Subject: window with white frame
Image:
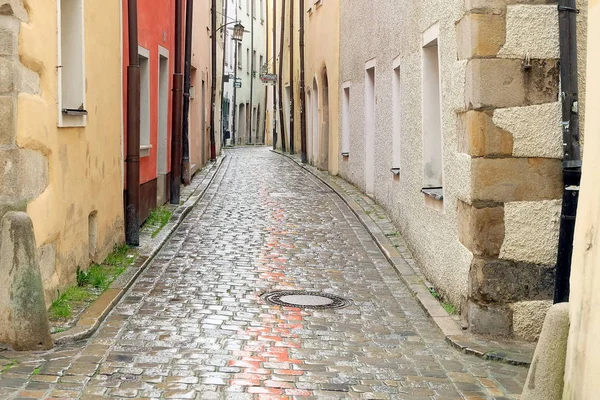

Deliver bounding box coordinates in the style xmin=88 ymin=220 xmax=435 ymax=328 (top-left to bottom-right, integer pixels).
xmin=341 ymin=82 xmax=350 ymax=157
xmin=392 ymin=62 xmax=401 ymax=175
xmin=139 ymin=47 xmax=151 ymax=156
xmin=58 ymin=0 xmax=86 ymax=127
xmin=246 ymin=48 xmax=250 ymax=73
xmin=237 ymin=42 xmax=242 ymax=69
xmin=421 ymin=24 xmax=444 ymax=203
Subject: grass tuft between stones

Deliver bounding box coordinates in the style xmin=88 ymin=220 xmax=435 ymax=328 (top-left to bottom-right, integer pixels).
xmin=145 ymin=206 xmax=173 ymax=238
xmin=49 ymin=244 xmax=135 ymax=322
xmin=428 ymin=287 xmax=457 ymax=316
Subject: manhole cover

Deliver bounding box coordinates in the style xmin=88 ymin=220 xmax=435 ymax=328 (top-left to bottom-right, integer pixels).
xmin=261 ymin=291 xmax=350 ymax=309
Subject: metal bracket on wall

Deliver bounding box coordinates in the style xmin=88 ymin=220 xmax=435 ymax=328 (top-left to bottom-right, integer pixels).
xmin=558 ymin=5 xmax=580 ymax=13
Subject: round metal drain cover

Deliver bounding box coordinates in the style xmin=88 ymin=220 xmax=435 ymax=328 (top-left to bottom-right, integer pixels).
xmin=261 ymin=291 xmax=350 ymax=309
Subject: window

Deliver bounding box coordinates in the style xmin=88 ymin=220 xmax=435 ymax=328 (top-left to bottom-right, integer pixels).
xmin=139 ymin=47 xmax=151 ymax=156
xmin=225 ymin=33 xmax=229 ymax=66
xmin=253 ymin=50 xmax=257 ymax=76
xmin=422 ymin=24 xmax=444 ymax=206
xmin=341 ymin=83 xmax=350 ymax=157
xmin=237 ymin=42 xmax=242 ymax=69
xmin=364 ymin=61 xmax=376 ymax=196
xmin=260 ymin=0 xmax=264 ymax=20
xmin=246 ymin=0 xmax=250 ymax=14
xmin=259 ymin=55 xmax=263 ymax=76
xmin=246 ymin=48 xmax=250 ymax=73
xmin=58 ymin=0 xmax=86 ymax=127
xmin=252 ymin=0 xmax=256 ymax=18
xmin=392 ymin=63 xmax=401 ymax=175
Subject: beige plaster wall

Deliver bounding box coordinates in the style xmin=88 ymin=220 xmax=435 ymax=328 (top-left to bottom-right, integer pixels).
xmin=191 ymin=0 xmax=213 ymax=170
xmin=16 ymin=0 xmax=124 ymax=305
xmin=563 ymin=0 xmax=600 ymax=397
xmin=338 ymin=0 xmax=567 ymax=319
xmin=305 ymin=0 xmax=339 ymax=175
xmin=339 ymin=0 xmax=470 ymax=307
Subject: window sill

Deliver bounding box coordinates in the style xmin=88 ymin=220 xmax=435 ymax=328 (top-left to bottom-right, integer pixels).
xmin=140 ymin=144 xmax=152 ymax=158
xmin=391 ymin=168 xmax=400 ymax=176
xmin=341 ymin=152 xmax=349 ymax=158
xmin=421 ymin=187 xmax=443 ymax=201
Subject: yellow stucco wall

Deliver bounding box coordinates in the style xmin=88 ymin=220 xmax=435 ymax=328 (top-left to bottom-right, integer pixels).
xmin=305 ymin=0 xmax=339 ymax=175
xmin=17 ymin=0 xmax=124 ymax=305
xmin=563 ymin=0 xmax=600 ymax=397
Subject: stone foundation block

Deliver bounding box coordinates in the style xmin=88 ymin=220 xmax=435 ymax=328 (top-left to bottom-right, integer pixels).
xmin=0 ymin=95 xmax=15 ymax=144
xmin=458 ymin=111 xmax=513 ymax=156
xmin=458 ymin=200 xmax=505 ymax=257
xmin=457 ymin=13 xmax=506 ymax=59
xmin=469 ymin=257 xmax=555 ymax=303
xmin=0 ymin=56 xmax=15 ymax=93
xmin=466 ymin=58 xmax=559 ymax=109
xmin=522 ymin=303 xmax=569 ymax=400
xmin=0 ymin=16 xmax=18 ymax=56
xmin=0 ymin=148 xmax=48 ymax=199
xmin=471 ymin=157 xmax=562 ymax=202
xmin=0 ymin=212 xmax=52 ymax=350
xmin=467 ymin=300 xmax=512 ymax=336
xmin=512 ymin=300 xmax=552 ymax=342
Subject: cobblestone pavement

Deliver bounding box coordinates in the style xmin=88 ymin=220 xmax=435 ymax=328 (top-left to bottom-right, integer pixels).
xmin=0 ymin=148 xmax=527 ymax=399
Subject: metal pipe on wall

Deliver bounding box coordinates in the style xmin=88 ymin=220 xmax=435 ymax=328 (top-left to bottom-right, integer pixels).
xmin=288 ymin=0 xmax=294 ymax=154
xmin=277 ymin=0 xmax=286 ymax=152
xmin=299 ymin=0 xmax=307 ymax=163
xmin=220 ymin=0 xmax=229 ymax=147
xmin=249 ymin=0 xmax=254 ymax=145
xmin=209 ymin=0 xmax=217 ymax=160
xmin=170 ymin=0 xmax=184 ymax=204
xmin=182 ymin=0 xmax=194 ymax=185
xmin=125 ymin=0 xmax=140 ymax=246
xmin=554 ymin=0 xmax=582 ymax=303
xmin=272 ymin=0 xmax=277 ymax=149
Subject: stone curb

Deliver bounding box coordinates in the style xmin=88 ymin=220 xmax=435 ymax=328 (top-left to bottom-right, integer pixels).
xmin=273 ymin=150 xmax=532 ymax=367
xmin=52 ymin=155 xmax=227 ymax=345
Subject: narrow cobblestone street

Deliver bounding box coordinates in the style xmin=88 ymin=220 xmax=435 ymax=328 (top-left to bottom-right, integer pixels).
xmin=1 ymin=148 xmax=527 ymax=399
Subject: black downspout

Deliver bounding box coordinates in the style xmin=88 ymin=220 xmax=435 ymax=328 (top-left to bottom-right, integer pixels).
xmin=182 ymin=0 xmax=194 ymax=185
xmin=209 ymin=0 xmax=217 ymax=160
xmin=288 ymin=0 xmax=294 ymax=154
xmin=299 ymin=0 xmax=307 ymax=163
xmin=170 ymin=0 xmax=184 ymax=204
xmin=277 ymin=0 xmax=286 ymax=152
xmin=249 ymin=0 xmax=254 ymax=144
xmin=554 ymin=0 xmax=582 ymax=304
xmin=125 ymin=0 xmax=140 ymax=246
xmin=220 ymin=0 xmax=229 ymax=147
xmin=272 ymin=0 xmax=277 ymax=150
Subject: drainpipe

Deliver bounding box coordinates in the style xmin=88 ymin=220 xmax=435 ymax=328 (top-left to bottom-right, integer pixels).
xmin=220 ymin=0 xmax=229 ymax=147
xmin=554 ymin=0 xmax=581 ymax=303
xmin=232 ymin=1 xmax=239 ymax=145
xmin=170 ymin=0 xmax=184 ymax=204
xmin=272 ymin=0 xmax=277 ymax=149
xmin=209 ymin=0 xmax=217 ymax=160
xmin=299 ymin=0 xmax=307 ymax=163
xmin=125 ymin=0 xmax=140 ymax=246
xmin=288 ymin=0 xmax=294 ymax=154
xmin=249 ymin=0 xmax=254 ymax=145
xmin=182 ymin=0 xmax=194 ymax=185
xmin=277 ymin=0 xmax=286 ymax=152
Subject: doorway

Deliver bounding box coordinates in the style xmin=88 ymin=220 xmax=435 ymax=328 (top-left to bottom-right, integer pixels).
xmin=320 ymin=69 xmax=330 ymax=171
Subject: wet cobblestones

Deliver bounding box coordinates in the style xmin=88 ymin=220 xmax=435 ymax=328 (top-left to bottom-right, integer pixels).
xmin=0 ymin=148 xmax=527 ymax=399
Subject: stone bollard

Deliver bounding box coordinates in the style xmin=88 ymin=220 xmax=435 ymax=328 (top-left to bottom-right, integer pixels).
xmin=521 ymin=302 xmax=570 ymax=400
xmin=0 ymin=211 xmax=52 ymax=350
